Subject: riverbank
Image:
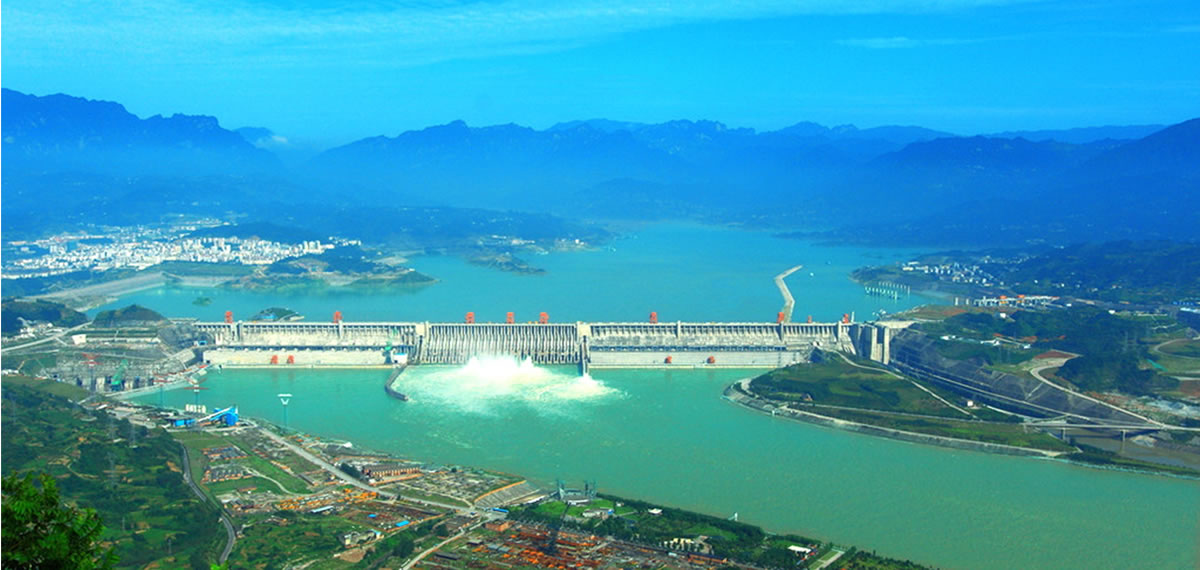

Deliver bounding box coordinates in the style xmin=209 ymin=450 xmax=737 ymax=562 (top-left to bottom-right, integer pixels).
xmin=34 ymin=271 xmax=169 ymax=310
xmin=724 ymin=380 xmax=1066 ymax=458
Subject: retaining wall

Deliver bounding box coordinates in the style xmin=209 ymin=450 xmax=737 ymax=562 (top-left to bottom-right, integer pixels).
xmin=204 ymin=347 xmax=390 ymax=366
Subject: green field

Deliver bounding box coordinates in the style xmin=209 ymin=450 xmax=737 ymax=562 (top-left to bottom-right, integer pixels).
xmin=750 ymin=354 xmax=964 ymax=418
xmin=1 ymin=374 xmax=92 ymax=400
xmin=204 ymin=475 xmax=286 ymax=495
xmin=1159 ymin=339 xmax=1200 ymax=359
xmin=1065 ymin=445 xmax=1200 ymax=477
xmin=810 ymin=407 xmax=1076 ymax=452
xmin=174 ymin=430 xmax=311 ymax=495
xmin=227 ymin=512 xmax=367 ymax=569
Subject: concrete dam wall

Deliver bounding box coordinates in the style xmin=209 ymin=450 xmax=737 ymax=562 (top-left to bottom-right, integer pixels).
xmin=195 ymin=320 xmax=893 ymax=368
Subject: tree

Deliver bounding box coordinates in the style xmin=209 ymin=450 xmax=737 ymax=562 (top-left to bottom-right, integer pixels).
xmin=2 ymin=472 xmax=118 ymax=569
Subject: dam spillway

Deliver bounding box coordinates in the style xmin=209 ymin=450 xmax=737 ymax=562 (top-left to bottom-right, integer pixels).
xmin=194 ymin=319 xmax=894 ymax=368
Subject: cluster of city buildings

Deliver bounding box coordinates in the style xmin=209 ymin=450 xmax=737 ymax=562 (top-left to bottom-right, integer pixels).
xmin=2 ymin=223 xmax=346 ymax=278
xmin=900 ymin=260 xmax=1003 ymax=287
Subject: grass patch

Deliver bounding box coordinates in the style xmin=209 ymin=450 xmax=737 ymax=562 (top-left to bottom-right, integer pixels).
xmin=1065 ymin=445 xmax=1200 ymax=477
xmin=1146 ymin=353 xmax=1200 ymax=376
xmin=806 ymin=407 xmax=1075 ymax=452
xmin=1 ymin=374 xmax=92 ymax=400
xmin=205 ymin=475 xmax=285 ymax=496
xmin=750 ymin=354 xmax=960 ymax=417
xmin=174 ymin=430 xmax=310 ymax=495
xmin=224 ymin=438 xmax=312 ymax=494
xmin=932 ymin=338 xmax=1035 ymax=366
xmin=1159 ymin=340 xmax=1200 ymax=359
xmin=228 ymin=513 xmax=367 ymax=568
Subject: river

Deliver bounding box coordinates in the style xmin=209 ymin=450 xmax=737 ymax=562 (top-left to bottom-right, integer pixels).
xmin=111 ymin=224 xmax=1198 ymax=569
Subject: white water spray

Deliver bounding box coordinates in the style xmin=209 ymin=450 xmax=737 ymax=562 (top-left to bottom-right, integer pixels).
xmin=396 ymin=355 xmax=620 ymax=414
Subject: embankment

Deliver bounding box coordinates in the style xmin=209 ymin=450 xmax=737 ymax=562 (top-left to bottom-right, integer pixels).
xmin=203 ymin=347 xmax=390 ymax=366
xmin=35 ymin=272 xmax=169 ymax=308
xmin=724 ymin=381 xmax=1064 ymax=458
xmin=384 ymin=366 xmax=408 ymax=401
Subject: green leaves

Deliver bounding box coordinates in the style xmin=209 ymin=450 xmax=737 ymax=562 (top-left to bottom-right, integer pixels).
xmin=1 ymin=472 xmax=118 ymax=569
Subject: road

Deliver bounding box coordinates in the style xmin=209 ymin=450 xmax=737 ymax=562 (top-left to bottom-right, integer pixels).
xmin=254 ymin=423 xmax=402 ymax=500
xmin=1028 ymin=361 xmax=1162 ymax=427
xmin=812 ymin=549 xmax=846 ymax=570
xmin=179 ymin=443 xmax=237 ymax=563
xmin=1151 ymin=338 xmax=1200 ymax=360
xmin=251 ymin=423 xmax=483 ymax=512
xmin=1 ymin=323 xmax=90 ymax=354
xmin=401 ymin=531 xmax=467 ymax=570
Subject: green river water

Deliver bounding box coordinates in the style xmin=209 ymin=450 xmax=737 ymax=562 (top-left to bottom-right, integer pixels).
xmin=136 ymin=365 xmax=1198 ymax=569
xmin=110 ymin=224 xmax=1198 ymax=569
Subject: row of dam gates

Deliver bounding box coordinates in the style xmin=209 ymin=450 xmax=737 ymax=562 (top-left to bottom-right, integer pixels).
xmin=194 ymin=318 xmax=897 ymax=368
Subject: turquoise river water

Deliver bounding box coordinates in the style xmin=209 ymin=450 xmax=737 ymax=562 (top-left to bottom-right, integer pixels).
xmin=113 ymin=225 xmax=1197 ymax=569
xmin=89 ymin=224 xmax=931 ymax=322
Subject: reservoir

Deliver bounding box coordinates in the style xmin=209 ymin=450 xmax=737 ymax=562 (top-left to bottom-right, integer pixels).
xmin=107 ymin=224 xmax=1198 ymax=569
xmin=88 ymin=224 xmax=931 ymax=323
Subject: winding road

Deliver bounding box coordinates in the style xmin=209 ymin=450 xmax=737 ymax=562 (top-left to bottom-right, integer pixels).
xmin=1028 ymin=361 xmax=1162 ymax=427
xmin=179 ymin=443 xmax=236 ymax=563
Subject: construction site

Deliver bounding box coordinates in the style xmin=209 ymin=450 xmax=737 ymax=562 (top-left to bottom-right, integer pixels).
xmin=1 ymin=318 xmax=210 ymax=395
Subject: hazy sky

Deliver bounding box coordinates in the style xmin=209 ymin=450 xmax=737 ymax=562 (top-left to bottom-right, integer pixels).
xmin=3 ymin=0 xmax=1198 ymax=145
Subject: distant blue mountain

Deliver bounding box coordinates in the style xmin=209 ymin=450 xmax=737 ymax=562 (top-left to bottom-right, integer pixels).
xmin=2 ymin=88 xmax=278 ymax=176
xmin=771 ymin=121 xmax=953 ymax=145
xmin=307 ymin=118 xmax=895 ymax=212
xmin=986 ymin=124 xmax=1166 ymax=144
xmin=822 ymin=120 xmax=1200 ymax=244
xmin=546 ymin=119 xmax=649 ymax=133
xmin=4 ymin=87 xmax=1196 ymax=245
xmin=1 ymin=89 xmax=285 ymax=237
xmin=235 ymin=126 xmax=276 ymax=145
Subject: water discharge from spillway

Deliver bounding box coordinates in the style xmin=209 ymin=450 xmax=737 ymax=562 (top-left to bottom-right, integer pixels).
xmin=392 ymin=355 xmax=620 ymax=415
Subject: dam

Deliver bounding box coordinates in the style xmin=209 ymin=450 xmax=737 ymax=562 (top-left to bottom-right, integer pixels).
xmin=194 ymin=313 xmax=896 ymax=368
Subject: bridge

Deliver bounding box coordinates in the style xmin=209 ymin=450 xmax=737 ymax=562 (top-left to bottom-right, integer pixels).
xmin=194 ymin=312 xmax=897 ymax=369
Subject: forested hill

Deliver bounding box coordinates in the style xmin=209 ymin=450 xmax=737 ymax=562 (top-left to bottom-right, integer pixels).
xmin=990 ymin=241 xmax=1200 ymax=303
xmin=1 ymin=381 xmax=222 ymax=567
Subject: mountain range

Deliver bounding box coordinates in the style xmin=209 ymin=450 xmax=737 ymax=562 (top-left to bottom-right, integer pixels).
xmin=2 ymin=88 xmax=1196 ymax=246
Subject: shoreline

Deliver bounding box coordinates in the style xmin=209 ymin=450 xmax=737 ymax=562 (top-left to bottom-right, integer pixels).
xmin=34 ymin=272 xmax=171 ymax=310
xmin=723 ymin=380 xmax=1065 ymax=458
xmin=725 ymin=380 xmax=1200 ymax=479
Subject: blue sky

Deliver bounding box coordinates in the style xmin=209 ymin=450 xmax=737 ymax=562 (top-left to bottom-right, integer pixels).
xmin=3 ymin=0 xmax=1198 ymax=146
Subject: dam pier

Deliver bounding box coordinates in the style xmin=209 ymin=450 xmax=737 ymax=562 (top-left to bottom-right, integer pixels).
xmin=195 ymin=312 xmax=896 ymax=368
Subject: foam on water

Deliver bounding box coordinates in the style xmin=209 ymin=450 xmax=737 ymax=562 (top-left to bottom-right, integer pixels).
xmin=394 ymin=355 xmax=620 ymax=414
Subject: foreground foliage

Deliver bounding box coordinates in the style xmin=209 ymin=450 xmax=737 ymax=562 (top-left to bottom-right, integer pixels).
xmin=2 ymin=473 xmax=117 ymax=569
xmin=1 ymin=380 xmax=222 ymax=568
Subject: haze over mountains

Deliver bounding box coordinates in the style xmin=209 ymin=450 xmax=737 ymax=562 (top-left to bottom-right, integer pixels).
xmin=3 ymin=88 xmax=1196 ymax=246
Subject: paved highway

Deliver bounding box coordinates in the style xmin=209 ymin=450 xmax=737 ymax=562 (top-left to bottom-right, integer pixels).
xmin=179 ymin=443 xmax=236 ymax=563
